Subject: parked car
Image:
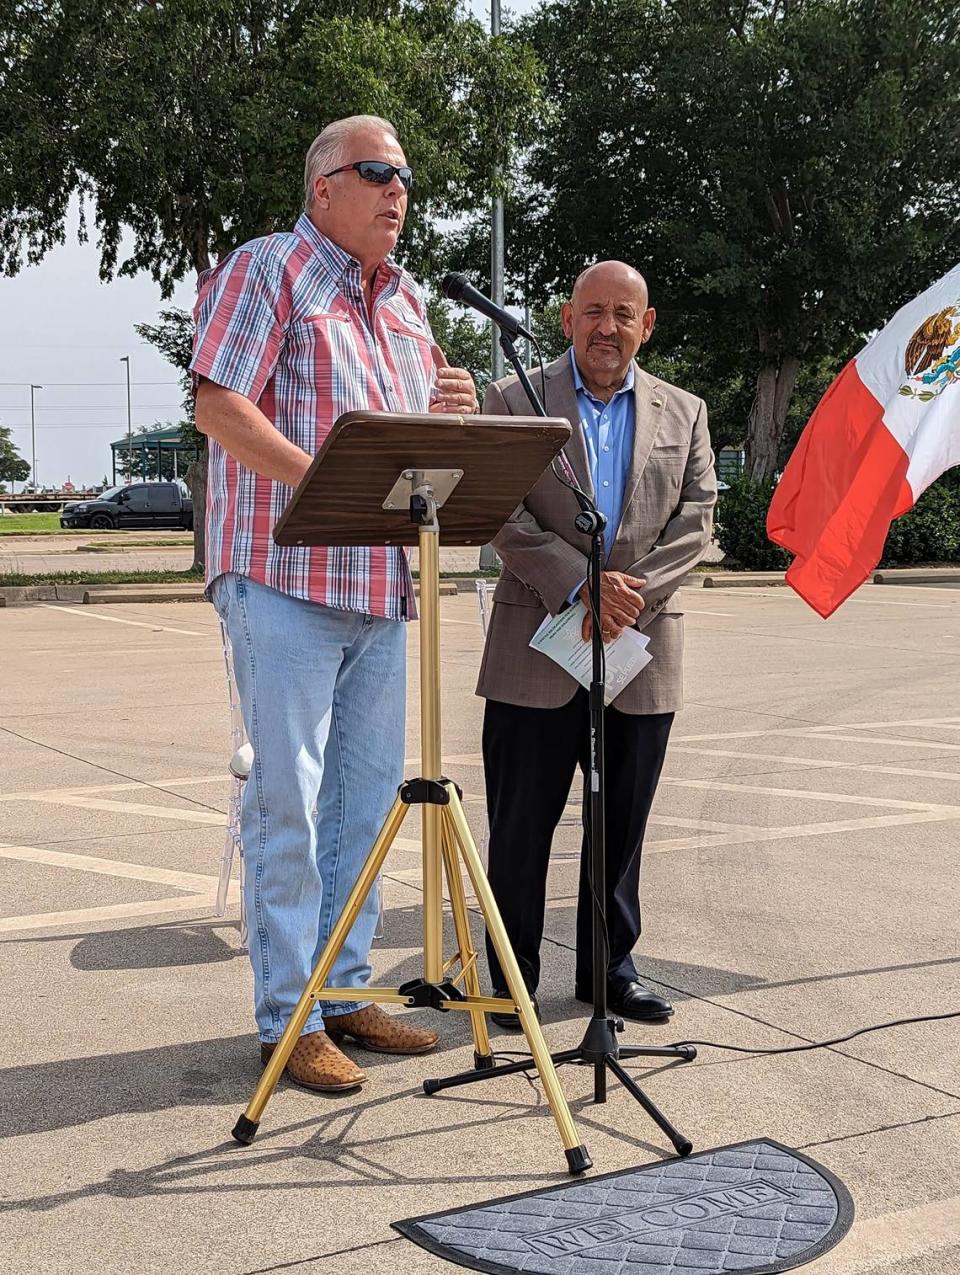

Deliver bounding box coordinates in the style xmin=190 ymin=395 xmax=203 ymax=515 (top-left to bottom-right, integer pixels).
xmin=60 ymin=482 xmax=193 ymax=531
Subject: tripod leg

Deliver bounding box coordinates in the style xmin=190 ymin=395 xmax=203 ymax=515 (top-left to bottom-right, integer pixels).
xmin=604 ymin=1054 xmax=692 ymax=1157
xmin=232 ymin=796 xmax=409 ymax=1145
xmin=595 ymin=1060 xmax=606 ymax=1104
xmin=444 ymin=788 xmax=591 ymax=1172
xmin=440 ymin=810 xmax=493 ymax=1068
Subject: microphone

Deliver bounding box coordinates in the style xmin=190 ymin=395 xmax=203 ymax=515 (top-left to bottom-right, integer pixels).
xmin=441 ymin=273 xmax=533 ymax=341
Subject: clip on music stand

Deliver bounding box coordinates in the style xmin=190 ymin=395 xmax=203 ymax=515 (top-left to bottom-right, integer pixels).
xmin=230 ymin=409 xmax=596 ymax=1175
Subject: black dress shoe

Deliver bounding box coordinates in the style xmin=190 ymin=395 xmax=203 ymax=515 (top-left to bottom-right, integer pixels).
xmin=611 ymin=980 xmax=673 ymax=1021
xmin=489 ymin=989 xmax=541 ymax=1032
xmin=575 ymin=980 xmax=673 ymax=1022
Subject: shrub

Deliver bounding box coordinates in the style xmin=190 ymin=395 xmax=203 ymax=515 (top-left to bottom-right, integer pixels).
xmin=881 ymin=478 xmax=960 ymax=565
xmin=714 ymin=471 xmax=960 ymax=572
xmin=713 ymin=476 xmax=791 ymax=570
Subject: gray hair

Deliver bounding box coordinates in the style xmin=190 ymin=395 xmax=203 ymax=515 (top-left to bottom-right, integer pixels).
xmin=304 ymin=115 xmax=399 ymax=209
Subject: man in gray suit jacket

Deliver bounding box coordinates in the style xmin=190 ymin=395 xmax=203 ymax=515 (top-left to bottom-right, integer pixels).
xmin=477 ymin=260 xmax=716 ymax=1028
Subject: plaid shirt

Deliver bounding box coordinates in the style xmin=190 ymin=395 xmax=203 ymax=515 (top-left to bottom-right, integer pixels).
xmin=190 ymin=213 xmax=437 ymax=619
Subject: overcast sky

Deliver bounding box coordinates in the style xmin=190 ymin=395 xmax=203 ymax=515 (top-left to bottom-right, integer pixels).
xmin=0 ymin=0 xmax=538 ymax=489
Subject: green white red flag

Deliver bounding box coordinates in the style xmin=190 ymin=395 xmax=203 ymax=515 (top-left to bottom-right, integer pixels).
xmin=768 ymin=265 xmax=960 ymax=617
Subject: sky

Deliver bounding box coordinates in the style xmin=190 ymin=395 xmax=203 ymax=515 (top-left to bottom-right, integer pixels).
xmin=0 ymin=0 xmax=539 ymax=490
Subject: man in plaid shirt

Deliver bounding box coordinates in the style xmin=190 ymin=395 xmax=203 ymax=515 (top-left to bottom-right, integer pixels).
xmin=192 ymin=115 xmax=477 ymax=1093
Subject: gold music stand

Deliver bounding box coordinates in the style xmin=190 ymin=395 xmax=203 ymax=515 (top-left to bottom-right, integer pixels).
xmin=230 ymin=410 xmax=593 ymax=1175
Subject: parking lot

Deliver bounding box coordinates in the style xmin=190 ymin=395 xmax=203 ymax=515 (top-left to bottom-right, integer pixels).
xmin=1 ymin=582 xmax=959 ymax=1273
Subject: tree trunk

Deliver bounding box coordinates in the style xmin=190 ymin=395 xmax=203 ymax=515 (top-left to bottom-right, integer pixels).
xmin=184 ymin=442 xmax=208 ymax=574
xmin=745 ymin=354 xmax=800 ymax=480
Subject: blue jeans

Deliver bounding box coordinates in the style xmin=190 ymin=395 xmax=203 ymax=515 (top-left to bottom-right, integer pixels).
xmin=212 ymin=573 xmax=406 ymax=1043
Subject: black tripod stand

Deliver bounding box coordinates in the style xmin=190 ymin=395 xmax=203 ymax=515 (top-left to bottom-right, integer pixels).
xmin=423 ymin=329 xmax=696 ymax=1160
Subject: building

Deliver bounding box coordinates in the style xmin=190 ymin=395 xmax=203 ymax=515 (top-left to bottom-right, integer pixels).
xmin=109 ymin=425 xmax=199 ymax=484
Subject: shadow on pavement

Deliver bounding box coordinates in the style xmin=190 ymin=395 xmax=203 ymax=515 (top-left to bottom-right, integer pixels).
xmin=71 ymin=920 xmax=241 ymax=971
xmin=2 ymin=1077 xmax=676 ymax=1217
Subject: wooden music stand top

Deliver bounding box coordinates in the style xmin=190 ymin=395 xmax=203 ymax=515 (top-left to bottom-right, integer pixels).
xmin=273 ymin=410 xmax=571 ymax=548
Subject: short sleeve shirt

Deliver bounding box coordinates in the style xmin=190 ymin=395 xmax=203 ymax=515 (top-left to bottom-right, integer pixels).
xmin=191 ymin=213 xmax=437 ymax=619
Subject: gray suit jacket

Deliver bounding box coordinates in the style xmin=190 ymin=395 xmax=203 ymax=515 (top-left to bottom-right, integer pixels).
xmin=475 ymin=352 xmax=717 ymax=714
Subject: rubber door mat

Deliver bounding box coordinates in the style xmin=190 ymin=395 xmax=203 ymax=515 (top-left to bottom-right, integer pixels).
xmin=394 ymin=1138 xmax=853 ymax=1274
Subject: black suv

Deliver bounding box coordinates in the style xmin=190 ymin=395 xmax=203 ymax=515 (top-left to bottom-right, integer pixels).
xmin=60 ymin=482 xmax=194 ymax=531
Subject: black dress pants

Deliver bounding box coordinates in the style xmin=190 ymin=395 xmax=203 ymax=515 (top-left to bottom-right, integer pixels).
xmin=483 ymin=690 xmax=673 ymax=996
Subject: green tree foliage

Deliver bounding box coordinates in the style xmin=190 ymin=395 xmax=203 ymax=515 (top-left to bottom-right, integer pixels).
xmin=2 ymin=1 xmax=541 ymax=567
xmin=0 ymin=424 xmax=31 ymax=485
xmin=494 ymin=0 xmax=960 ymax=478
xmin=0 ymin=0 xmax=542 ymax=289
xmin=134 ymin=310 xmax=196 ymax=439
xmin=425 ymin=297 xmax=492 ymax=397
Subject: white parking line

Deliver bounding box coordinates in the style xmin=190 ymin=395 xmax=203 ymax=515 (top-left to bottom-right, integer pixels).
xmin=0 ymin=841 xmax=219 ymax=892
xmin=0 ymin=775 xmax=225 ymax=803
xmin=37 ymin=604 xmax=205 ymax=636
xmin=672 ymin=745 xmax=960 ymax=785
xmin=644 ymin=808 xmax=960 ymax=854
xmin=662 ymin=775 xmax=960 ymax=812
xmin=675 ymin=716 xmax=960 ymax=744
xmin=0 ymin=895 xmax=221 ymax=934
xmin=29 ymin=792 xmax=227 ymax=824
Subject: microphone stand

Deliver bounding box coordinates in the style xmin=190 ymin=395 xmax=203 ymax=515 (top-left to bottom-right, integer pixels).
xmin=425 ymin=327 xmax=695 ymax=1158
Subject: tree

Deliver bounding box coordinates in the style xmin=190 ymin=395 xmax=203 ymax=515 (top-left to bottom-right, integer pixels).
xmin=0 ymin=425 xmax=31 ymax=487
xmin=425 ymin=297 xmax=492 ymax=398
xmin=3 ymin=0 xmax=542 ymax=566
xmin=1 ymin=1 xmax=542 ymax=288
xmin=496 ymin=0 xmax=960 ymax=478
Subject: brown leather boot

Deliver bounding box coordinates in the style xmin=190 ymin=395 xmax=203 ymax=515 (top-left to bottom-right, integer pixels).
xmin=326 ymin=1003 xmax=439 ymax=1055
xmin=260 ymin=1030 xmax=366 ymax=1093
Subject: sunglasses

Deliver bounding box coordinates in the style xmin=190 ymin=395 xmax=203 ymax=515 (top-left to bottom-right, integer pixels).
xmin=322 ymin=160 xmax=414 ymax=192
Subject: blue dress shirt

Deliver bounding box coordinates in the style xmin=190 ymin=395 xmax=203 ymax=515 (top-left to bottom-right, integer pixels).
xmin=571 ymin=347 xmax=635 ymax=560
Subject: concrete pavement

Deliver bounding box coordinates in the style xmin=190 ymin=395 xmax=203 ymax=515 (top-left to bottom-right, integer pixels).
xmin=1 ymin=583 xmax=959 ymax=1272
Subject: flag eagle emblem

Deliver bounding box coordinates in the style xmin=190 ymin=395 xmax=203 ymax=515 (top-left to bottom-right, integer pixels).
xmin=900 ymin=305 xmax=960 ymax=399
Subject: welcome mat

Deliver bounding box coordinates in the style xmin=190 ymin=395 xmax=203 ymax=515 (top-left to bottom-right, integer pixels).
xmin=394 ymin=1139 xmax=854 ymax=1274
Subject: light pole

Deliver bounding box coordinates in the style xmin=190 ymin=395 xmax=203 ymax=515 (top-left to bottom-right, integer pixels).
xmin=29 ymin=384 xmax=42 ymax=488
xmin=119 ymin=356 xmax=132 ymax=482
xmin=480 ymin=0 xmax=505 ymax=575
xmin=490 ymin=0 xmax=504 ymax=384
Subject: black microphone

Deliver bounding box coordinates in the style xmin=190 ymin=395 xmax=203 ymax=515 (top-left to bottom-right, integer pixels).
xmin=441 ymin=272 xmax=533 ymax=341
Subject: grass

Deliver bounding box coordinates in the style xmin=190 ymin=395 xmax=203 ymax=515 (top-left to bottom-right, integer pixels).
xmin=0 ymin=568 xmax=204 ymax=587
xmin=0 ymin=513 xmax=69 ymax=535
xmin=0 ymin=513 xmax=192 ymax=543
xmin=86 ymin=538 xmax=193 ymax=551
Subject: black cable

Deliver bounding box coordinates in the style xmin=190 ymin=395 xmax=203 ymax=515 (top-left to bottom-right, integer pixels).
xmin=493 ymin=1009 xmax=960 ymax=1068
xmin=0 ymin=723 xmax=227 ymax=816
xmin=667 ymin=1008 xmax=960 ymax=1057
xmin=528 ymin=332 xmax=590 ymax=517
xmin=531 ymin=332 xmax=548 ymax=412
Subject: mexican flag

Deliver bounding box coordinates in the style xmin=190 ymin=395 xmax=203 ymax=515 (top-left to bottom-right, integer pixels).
xmin=767 ymin=264 xmax=960 ymax=617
